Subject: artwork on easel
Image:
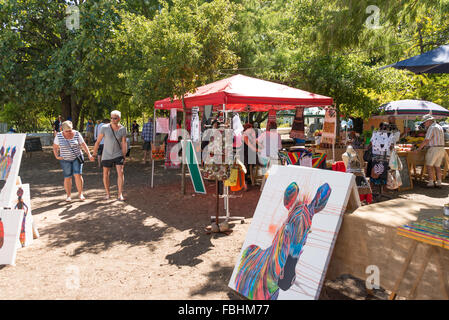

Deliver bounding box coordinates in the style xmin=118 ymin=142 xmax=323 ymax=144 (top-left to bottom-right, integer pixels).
xmin=0 ymin=209 xmax=24 ymax=265
xmin=0 ymin=134 xmax=26 ymax=208
xmin=228 ymin=165 xmax=359 ymax=300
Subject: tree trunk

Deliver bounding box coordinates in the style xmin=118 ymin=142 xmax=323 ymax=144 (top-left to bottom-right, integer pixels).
xmin=254 ymin=112 xmax=268 ymax=126
xmin=71 ymin=95 xmax=82 ymax=130
xmin=79 ymin=106 xmax=86 ymax=133
xmin=335 ymin=105 xmax=341 ymax=140
xmin=60 ymin=91 xmax=71 ymax=122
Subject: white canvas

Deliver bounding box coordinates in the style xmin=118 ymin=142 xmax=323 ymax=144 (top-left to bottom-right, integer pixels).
xmin=10 ymin=184 xmax=33 ymax=248
xmin=0 ymin=134 xmax=26 ymax=207
xmin=228 ymin=165 xmax=356 ymax=300
xmin=0 ymin=209 xmax=24 ymax=265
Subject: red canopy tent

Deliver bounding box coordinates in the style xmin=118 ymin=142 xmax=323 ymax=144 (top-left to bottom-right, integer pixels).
xmin=151 ymin=74 xmax=334 ymax=195
xmin=154 ymin=74 xmax=333 ymax=111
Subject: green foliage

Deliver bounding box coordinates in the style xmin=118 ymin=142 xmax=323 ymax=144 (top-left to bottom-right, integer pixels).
xmin=0 ymin=0 xmax=447 ymax=131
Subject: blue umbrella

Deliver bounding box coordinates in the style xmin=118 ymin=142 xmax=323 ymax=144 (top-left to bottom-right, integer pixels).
xmin=382 ymin=44 xmax=449 ymax=74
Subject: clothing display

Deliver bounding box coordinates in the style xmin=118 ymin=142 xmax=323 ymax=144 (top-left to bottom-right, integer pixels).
xmin=191 ymin=107 xmax=200 ymax=142
xmin=165 ymin=141 xmax=181 ymax=169
xmin=156 ymin=118 xmax=169 ymax=134
xmin=289 ymin=108 xmax=305 ymax=140
xmin=278 ymin=149 xmax=327 ymax=169
xmin=169 ymin=109 xmax=177 ymax=141
xmin=202 ymin=127 xmax=232 ymax=181
xmin=370 ymin=130 xmax=399 ymax=156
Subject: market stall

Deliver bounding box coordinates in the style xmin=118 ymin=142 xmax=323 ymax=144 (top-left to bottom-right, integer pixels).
xmin=153 ymin=74 xmax=334 ymax=226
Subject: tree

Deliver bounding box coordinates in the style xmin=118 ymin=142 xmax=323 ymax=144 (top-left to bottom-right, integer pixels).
xmin=0 ymin=0 xmax=127 ymax=129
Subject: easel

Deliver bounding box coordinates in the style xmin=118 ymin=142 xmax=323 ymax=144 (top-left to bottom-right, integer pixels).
xmin=389 ymin=241 xmax=449 ymax=300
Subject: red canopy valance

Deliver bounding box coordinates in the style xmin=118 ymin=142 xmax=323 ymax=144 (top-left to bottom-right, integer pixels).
xmin=154 ymin=74 xmax=333 ymax=112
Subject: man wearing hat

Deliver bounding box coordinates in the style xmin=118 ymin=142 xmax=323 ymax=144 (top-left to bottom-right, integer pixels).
xmin=417 ymin=114 xmax=445 ymax=187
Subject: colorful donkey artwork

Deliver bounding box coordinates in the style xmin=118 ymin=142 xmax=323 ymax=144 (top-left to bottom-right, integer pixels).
xmin=0 ymin=144 xmax=17 ymax=191
xmin=234 ymin=182 xmax=332 ymax=300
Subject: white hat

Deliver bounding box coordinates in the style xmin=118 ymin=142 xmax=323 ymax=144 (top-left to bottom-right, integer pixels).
xmin=422 ymin=114 xmax=435 ymax=123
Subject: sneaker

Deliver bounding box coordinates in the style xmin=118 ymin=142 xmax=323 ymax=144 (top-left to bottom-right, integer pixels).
xmin=426 ymin=181 xmax=435 ymax=188
xmin=79 ymin=194 xmax=86 ymax=201
xmin=117 ymin=195 xmax=125 ymax=201
xmin=105 ymin=194 xmax=110 ymax=200
xmin=436 ymin=180 xmax=443 ymax=188
xmin=65 ymin=196 xmax=71 ymax=202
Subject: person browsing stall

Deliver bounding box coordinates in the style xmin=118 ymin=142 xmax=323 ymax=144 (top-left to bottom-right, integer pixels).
xmin=53 ymin=121 xmax=94 ymax=202
xmin=141 ymin=117 xmax=154 ymax=164
xmin=93 ymin=110 xmax=128 ymax=201
xmin=416 ymin=114 xmax=446 ymax=188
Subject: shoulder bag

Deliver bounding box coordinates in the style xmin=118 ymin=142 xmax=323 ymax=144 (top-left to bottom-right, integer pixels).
xmin=110 ymin=125 xmax=127 ymax=157
xmin=61 ymin=132 xmax=84 ymax=164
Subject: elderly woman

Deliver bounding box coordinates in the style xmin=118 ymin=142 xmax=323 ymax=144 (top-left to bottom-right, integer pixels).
xmin=53 ymin=121 xmax=94 ymax=202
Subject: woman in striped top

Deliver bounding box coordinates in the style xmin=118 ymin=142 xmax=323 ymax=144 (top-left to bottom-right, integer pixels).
xmin=53 ymin=121 xmax=94 ymax=202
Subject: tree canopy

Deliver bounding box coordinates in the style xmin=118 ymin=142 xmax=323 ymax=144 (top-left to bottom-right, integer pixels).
xmin=0 ymin=0 xmax=448 ymax=131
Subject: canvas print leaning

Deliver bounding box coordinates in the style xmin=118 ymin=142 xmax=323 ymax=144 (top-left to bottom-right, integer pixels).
xmin=229 ymin=165 xmax=357 ymax=300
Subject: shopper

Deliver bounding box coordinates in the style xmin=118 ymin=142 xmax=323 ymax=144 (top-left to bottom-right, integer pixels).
xmin=417 ymin=114 xmax=446 ymax=188
xmin=141 ymin=117 xmax=154 ymax=164
xmin=93 ymin=110 xmax=127 ymax=201
xmin=53 ymin=121 xmax=94 ymax=202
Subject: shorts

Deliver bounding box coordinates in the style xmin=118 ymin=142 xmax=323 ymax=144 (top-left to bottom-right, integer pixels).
xmin=143 ymin=141 xmax=152 ymax=151
xmin=60 ymin=159 xmax=83 ymax=178
xmin=98 ymin=144 xmax=104 ymax=156
xmin=101 ymin=156 xmax=125 ymax=168
xmin=425 ymin=147 xmax=446 ymax=167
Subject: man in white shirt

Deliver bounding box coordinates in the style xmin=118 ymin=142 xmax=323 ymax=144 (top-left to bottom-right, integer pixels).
xmin=417 ymin=114 xmax=446 ymax=188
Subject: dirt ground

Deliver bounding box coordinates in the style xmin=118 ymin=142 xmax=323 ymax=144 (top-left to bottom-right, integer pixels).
xmin=0 ymin=145 xmax=447 ymax=300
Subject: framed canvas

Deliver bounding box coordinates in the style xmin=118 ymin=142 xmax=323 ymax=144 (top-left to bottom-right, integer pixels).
xmin=228 ymin=165 xmax=357 ymax=300
xmin=0 ymin=209 xmax=24 ymax=265
xmin=0 ymin=134 xmax=26 ymax=207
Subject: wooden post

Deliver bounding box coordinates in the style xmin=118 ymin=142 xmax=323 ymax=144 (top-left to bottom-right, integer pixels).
xmin=215 ymin=179 xmax=219 ymax=225
xmin=151 ymin=108 xmax=156 ymax=188
xmin=181 ymin=95 xmax=187 ymax=195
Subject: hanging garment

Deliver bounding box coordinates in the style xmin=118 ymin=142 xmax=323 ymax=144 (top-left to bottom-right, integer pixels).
xmin=190 ymin=107 xmax=200 ymax=142
xmin=169 ymin=109 xmax=178 ymax=141
xmin=230 ymin=166 xmax=246 ymax=192
xmin=290 ymin=108 xmax=305 ymax=139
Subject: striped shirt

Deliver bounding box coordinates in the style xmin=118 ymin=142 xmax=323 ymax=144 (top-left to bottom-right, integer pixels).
xmin=54 ymin=131 xmax=85 ymax=161
xmin=142 ymin=121 xmax=154 ymax=142
xmin=425 ymin=123 xmax=445 ymax=147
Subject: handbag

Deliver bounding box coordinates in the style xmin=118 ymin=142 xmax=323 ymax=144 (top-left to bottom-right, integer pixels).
xmin=61 ymin=132 xmax=85 ymax=164
xmin=363 ymin=147 xmax=372 ymax=162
